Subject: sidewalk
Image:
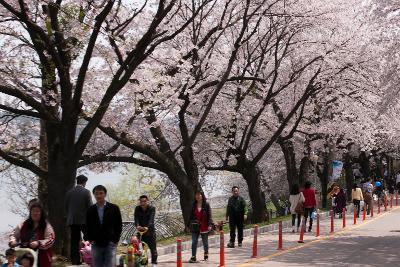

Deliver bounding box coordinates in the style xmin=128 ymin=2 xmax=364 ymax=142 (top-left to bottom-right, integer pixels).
xmin=157 ymin=204 xmax=396 ymax=266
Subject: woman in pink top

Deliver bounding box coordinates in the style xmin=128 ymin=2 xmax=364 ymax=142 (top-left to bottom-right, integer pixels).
xmin=302 ymin=181 xmax=317 ymax=232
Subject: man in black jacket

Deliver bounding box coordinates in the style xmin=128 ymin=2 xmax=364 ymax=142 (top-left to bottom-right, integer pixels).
xmin=86 ymin=185 xmax=122 ymax=267
xmin=226 ymin=186 xmax=247 ymax=248
xmin=134 ymin=195 xmax=158 ymax=266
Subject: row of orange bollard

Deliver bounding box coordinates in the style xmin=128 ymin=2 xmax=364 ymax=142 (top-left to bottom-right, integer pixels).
xmin=176 ymin=193 xmax=399 ymax=266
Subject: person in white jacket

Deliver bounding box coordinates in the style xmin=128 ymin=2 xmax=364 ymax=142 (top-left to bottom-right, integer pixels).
xmin=289 ymin=184 xmax=305 ymax=232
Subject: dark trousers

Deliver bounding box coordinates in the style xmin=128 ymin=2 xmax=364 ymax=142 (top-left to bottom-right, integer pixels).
xmin=70 ymin=224 xmax=86 ymax=264
xmin=303 ymin=208 xmax=315 ymax=230
xmin=229 ymin=218 xmax=244 ymax=244
xmin=353 ymin=199 xmax=361 ymax=217
xmin=291 ymin=214 xmax=301 ymax=227
xmin=141 ymin=234 xmax=158 ymax=264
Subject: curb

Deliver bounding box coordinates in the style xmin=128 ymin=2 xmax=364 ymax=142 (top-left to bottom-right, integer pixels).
xmin=156 ymin=208 xmax=340 ymax=256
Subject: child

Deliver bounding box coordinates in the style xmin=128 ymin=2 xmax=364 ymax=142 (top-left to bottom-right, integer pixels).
xmin=2 ymin=249 xmax=18 ymax=267
xmin=19 ymin=253 xmax=34 ymax=267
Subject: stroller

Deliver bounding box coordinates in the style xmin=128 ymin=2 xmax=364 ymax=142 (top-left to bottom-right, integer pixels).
xmin=118 ymin=230 xmax=150 ymax=267
xmin=14 ymin=246 xmax=38 ymax=267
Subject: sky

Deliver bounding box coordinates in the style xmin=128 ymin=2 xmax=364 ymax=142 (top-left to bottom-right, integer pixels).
xmin=0 ymin=169 xmax=124 ymax=234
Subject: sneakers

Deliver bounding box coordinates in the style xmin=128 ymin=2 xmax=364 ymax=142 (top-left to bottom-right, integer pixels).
xmin=204 ymin=253 xmax=209 ymax=261
xmin=238 ymin=243 xmax=242 ymax=247
xmin=189 ymin=256 xmax=197 ymax=263
xmin=227 ymin=242 xmax=235 ymax=248
xmin=152 ymin=264 xmax=157 ymax=267
xmin=308 ymin=227 xmax=312 ymax=232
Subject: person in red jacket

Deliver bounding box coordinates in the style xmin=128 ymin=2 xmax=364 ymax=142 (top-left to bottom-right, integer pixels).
xmin=302 ymin=181 xmax=318 ymax=232
xmin=188 ymin=191 xmax=213 ymax=263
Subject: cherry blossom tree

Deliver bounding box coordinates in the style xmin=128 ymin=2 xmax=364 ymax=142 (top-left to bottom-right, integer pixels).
xmin=0 ymin=0 xmax=214 ymax=253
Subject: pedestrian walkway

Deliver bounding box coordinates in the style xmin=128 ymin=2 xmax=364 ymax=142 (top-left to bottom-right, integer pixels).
xmin=157 ymin=205 xmax=400 ymax=266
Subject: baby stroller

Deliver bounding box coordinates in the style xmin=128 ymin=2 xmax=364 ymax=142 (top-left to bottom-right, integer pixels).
xmin=119 ymin=230 xmax=150 ymax=267
xmin=14 ymin=246 xmax=38 ymax=267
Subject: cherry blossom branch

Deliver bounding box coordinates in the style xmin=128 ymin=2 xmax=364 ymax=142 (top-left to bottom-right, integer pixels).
xmin=0 ymin=148 xmax=47 ymax=178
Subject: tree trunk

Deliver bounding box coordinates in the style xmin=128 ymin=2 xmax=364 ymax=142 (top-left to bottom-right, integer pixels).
xmin=38 ymin=120 xmax=48 ymax=210
xmin=343 ymin=152 xmax=354 ymax=200
xmin=279 ymin=140 xmax=299 ymax=190
xmin=241 ymin=165 xmax=266 ymax=223
xmin=358 ymin=151 xmax=370 ymax=179
xmin=46 ymin=153 xmax=77 ymax=255
xmin=299 ymin=156 xmax=311 ymax=187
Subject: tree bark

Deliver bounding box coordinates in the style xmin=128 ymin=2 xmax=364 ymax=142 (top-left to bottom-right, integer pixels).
xmin=241 ymin=164 xmax=266 ymax=223
xmin=279 ymin=140 xmax=299 ymax=190
xmin=358 ymin=151 xmax=370 ymax=179
xmin=343 ymin=152 xmax=354 ymax=200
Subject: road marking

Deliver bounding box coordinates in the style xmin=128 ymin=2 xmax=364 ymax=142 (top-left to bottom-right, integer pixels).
xmin=237 ymin=207 xmax=399 ymax=267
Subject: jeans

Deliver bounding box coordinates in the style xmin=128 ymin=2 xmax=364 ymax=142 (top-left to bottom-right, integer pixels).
xmin=141 ymin=234 xmax=158 ymax=264
xmin=291 ymin=214 xmax=301 ymax=228
xmin=191 ymin=232 xmax=209 ymax=257
xmin=303 ymin=207 xmax=315 ymax=230
xmin=229 ymin=218 xmax=244 ymax=244
xmin=92 ymin=242 xmax=117 ymax=267
xmin=70 ymin=225 xmax=86 ymax=264
xmin=353 ymin=199 xmax=361 ymax=217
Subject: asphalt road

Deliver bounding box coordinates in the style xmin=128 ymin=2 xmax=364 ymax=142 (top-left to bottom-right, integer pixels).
xmin=240 ymin=207 xmax=400 ymax=267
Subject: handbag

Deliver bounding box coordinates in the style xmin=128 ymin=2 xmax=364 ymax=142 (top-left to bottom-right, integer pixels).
xmin=294 ymin=194 xmax=304 ymax=214
xmin=189 ymin=220 xmax=200 ymax=232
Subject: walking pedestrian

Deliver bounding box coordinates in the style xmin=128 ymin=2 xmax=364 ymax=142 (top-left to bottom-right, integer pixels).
xmin=226 ymin=186 xmax=247 ymax=248
xmin=134 ymin=195 xmax=158 ymax=267
xmin=86 ymin=185 xmax=122 ymax=267
xmin=289 ymin=184 xmax=305 ymax=233
xmin=65 ymin=175 xmax=93 ymax=265
xmin=188 ymin=191 xmax=213 ymax=263
xmin=302 ymin=181 xmax=317 ymax=232
xmin=9 ymin=202 xmax=55 ymax=267
xmin=335 ymin=188 xmax=347 ymax=218
xmin=352 ymin=183 xmax=363 ymax=218
xmin=363 ymin=178 xmax=374 ymax=215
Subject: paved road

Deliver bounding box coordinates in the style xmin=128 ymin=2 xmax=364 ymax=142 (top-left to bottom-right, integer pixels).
xmin=239 ymin=207 xmax=400 ymax=267
xmin=157 ymin=206 xmax=400 ymax=266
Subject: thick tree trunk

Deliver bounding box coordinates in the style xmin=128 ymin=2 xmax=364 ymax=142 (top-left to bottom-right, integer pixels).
xmin=279 ymin=140 xmax=299 ymax=190
xmin=320 ymin=158 xmax=329 ymax=208
xmin=46 ymin=154 xmax=77 ymax=256
xmin=241 ymin=165 xmax=266 ymax=223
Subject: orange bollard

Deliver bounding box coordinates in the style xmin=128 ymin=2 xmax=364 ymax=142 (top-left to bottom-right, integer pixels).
xmin=219 ymin=231 xmax=225 ymax=267
xmin=316 ymin=210 xmax=320 ymax=237
xmin=177 ymin=239 xmax=182 ymax=267
xmin=330 ymin=210 xmax=334 ymax=233
xmin=278 ymin=221 xmax=283 ymax=250
xmin=354 ymin=206 xmax=357 ymax=225
xmin=342 ymin=208 xmax=346 ymax=228
xmin=298 ymin=218 xmax=305 ymax=243
xmin=363 ymin=205 xmax=366 ymax=221
xmin=252 ymin=225 xmax=258 ymax=258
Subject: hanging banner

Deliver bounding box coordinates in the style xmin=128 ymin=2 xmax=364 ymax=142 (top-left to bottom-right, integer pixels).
xmin=330 ymin=160 xmax=343 ymax=181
